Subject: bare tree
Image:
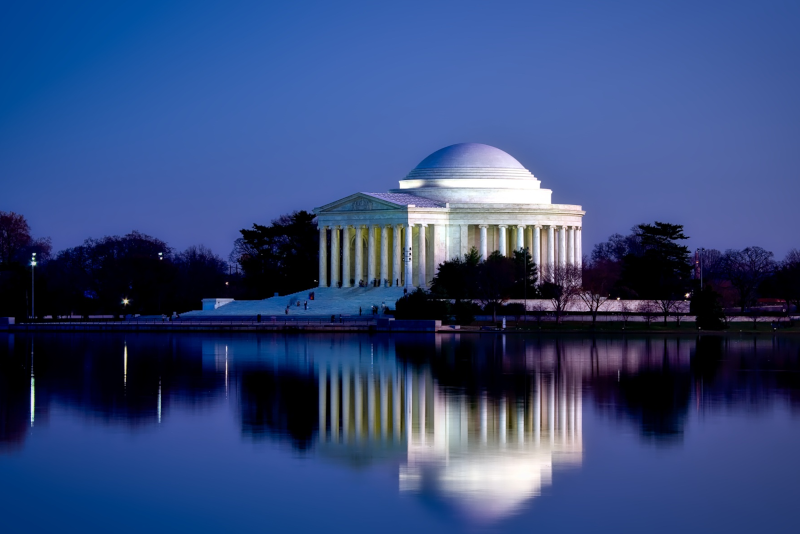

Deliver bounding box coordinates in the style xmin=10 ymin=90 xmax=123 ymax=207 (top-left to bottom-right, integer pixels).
xmin=655 ymin=297 xmax=681 ymax=324
xmin=721 ymin=247 xmax=776 ymax=312
xmin=579 ymin=290 xmax=610 ymax=326
xmin=637 ymin=300 xmax=658 ymax=328
xmin=619 ymin=300 xmax=634 ymax=327
xmin=529 ymin=301 xmax=548 ymax=327
xmin=540 ymin=264 xmax=582 ymax=323
xmin=580 ymin=258 xmax=614 ymax=327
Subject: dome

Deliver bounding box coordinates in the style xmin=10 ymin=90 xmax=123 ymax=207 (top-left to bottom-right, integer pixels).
xmin=413 ymin=143 xmax=526 ymax=170
xmin=392 ymin=143 xmax=552 ymax=204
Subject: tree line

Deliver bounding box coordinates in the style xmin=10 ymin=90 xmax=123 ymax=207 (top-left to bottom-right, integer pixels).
xmin=2 ymin=208 xmax=798 ymax=326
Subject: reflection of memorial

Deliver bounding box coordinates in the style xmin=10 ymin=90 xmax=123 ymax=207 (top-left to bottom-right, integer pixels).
xmin=317 ymin=357 xmax=583 ymax=521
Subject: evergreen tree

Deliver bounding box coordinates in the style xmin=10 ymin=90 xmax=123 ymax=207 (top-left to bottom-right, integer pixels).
xmin=617 ymin=222 xmax=691 ymax=299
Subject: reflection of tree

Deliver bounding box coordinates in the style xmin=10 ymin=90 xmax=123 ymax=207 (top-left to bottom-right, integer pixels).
xmin=0 ymin=342 xmax=31 ymax=451
xmin=239 ymin=369 xmax=317 ymax=451
xmin=591 ymin=369 xmax=691 ymax=443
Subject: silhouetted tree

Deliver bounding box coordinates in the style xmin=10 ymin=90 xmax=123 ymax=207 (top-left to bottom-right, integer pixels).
xmin=720 ymin=246 xmax=776 ymax=312
xmin=617 ymin=222 xmax=691 ymax=299
xmin=232 ymin=210 xmax=318 ymax=298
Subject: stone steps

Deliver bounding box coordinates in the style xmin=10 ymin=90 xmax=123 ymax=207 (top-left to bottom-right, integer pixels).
xmin=184 ymin=286 xmax=408 ymax=317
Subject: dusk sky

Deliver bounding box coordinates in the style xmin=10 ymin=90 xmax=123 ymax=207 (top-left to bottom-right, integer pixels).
xmin=2 ymin=0 xmax=799 ymax=260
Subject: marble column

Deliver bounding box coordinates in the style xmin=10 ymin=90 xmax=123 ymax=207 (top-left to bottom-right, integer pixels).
xmin=516 ymin=225 xmax=525 ymax=251
xmin=533 ymin=225 xmax=541 ymax=271
xmin=380 ymin=225 xmax=389 ymax=286
xmin=355 ymin=225 xmax=364 ymax=286
xmin=498 ymin=225 xmax=507 ymax=256
xmin=393 ymin=225 xmax=401 ymax=286
xmin=576 ymin=227 xmax=582 ymax=268
xmin=558 ymin=226 xmax=567 ymax=266
xmin=331 ymin=226 xmax=340 ymax=287
xmin=547 ymin=226 xmax=555 ymax=280
xmin=367 ymin=225 xmax=376 ymax=285
xmin=479 ymin=225 xmax=488 ymax=260
xmin=417 ymin=224 xmax=427 ymax=287
xmin=342 ymin=226 xmax=352 ymax=287
xmin=404 ymin=224 xmax=413 ymax=289
xmin=319 ymin=226 xmax=328 ymax=287
xmin=567 ymin=226 xmax=575 ymax=266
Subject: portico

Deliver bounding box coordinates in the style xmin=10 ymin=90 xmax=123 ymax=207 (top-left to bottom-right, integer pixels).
xmin=314 ymin=143 xmax=585 ymax=288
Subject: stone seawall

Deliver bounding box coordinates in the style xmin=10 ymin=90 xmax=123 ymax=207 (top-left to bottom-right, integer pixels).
xmin=8 ymin=319 xmax=445 ymax=334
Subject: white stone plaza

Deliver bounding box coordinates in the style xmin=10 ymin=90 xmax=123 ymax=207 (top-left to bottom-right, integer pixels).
xmin=315 ymin=142 xmax=585 ymax=289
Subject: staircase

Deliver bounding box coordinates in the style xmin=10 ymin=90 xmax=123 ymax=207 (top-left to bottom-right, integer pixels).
xmin=183 ymin=286 xmax=408 ymax=318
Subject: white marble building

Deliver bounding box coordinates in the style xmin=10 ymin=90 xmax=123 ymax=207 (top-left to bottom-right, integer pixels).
xmin=314 ymin=143 xmax=585 ymax=288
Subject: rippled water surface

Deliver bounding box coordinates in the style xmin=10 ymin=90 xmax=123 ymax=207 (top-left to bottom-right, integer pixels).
xmin=2 ymin=333 xmax=800 ymax=533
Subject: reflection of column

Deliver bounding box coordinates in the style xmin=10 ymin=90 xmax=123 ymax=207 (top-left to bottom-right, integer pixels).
xmin=393 ymin=373 xmax=401 ymax=441
xmin=418 ymin=372 xmax=426 ymax=444
xmin=498 ymin=225 xmax=507 ymax=256
xmin=479 ymin=225 xmax=488 ymax=260
xmin=560 ymin=379 xmax=567 ymax=442
xmin=368 ymin=372 xmax=376 ymax=439
xmin=480 ymin=394 xmax=488 ymax=445
xmin=355 ymin=226 xmax=364 ymax=285
xmin=417 ymin=224 xmax=427 ymax=287
xmin=577 ymin=386 xmax=583 ymax=441
xmin=549 ymin=375 xmax=555 ymax=445
xmin=355 ymin=373 xmax=363 ymax=441
xmin=517 ymin=400 xmax=525 ymax=443
xmin=319 ymin=226 xmax=327 ymax=287
xmin=319 ymin=367 xmax=327 ymax=441
xmin=342 ymin=367 xmax=350 ymax=440
xmin=405 ymin=371 xmax=412 ymax=445
xmin=499 ymin=397 xmax=507 ymax=445
xmin=404 ymin=224 xmax=413 ymax=289
xmin=342 ymin=226 xmax=352 ymax=287
xmin=331 ymin=367 xmax=339 ymax=440
xmin=380 ymin=373 xmax=388 ymax=440
xmin=534 ymin=374 xmax=541 ymax=444
xmin=381 ymin=226 xmax=389 ymax=286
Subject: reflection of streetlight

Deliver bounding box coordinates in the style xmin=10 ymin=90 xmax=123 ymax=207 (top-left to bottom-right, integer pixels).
xmin=30 ymin=253 xmax=37 ymax=319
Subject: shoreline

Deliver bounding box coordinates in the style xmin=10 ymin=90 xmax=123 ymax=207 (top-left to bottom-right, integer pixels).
xmin=4 ymin=321 xmax=798 ymax=336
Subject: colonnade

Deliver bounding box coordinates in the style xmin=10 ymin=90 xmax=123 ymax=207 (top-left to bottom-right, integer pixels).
xmin=318 ymin=223 xmax=582 ymax=288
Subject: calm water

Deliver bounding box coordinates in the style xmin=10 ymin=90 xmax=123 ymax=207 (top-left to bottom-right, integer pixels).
xmin=1 ymin=333 xmax=800 ymax=533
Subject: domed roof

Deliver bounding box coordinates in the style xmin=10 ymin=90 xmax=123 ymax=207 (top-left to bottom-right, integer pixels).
xmin=414 ymin=143 xmax=525 ymax=170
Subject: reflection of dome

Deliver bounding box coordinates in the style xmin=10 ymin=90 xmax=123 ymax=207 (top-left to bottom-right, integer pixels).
xmin=393 ymin=143 xmax=550 ymax=203
xmin=401 ymin=449 xmax=555 ymax=522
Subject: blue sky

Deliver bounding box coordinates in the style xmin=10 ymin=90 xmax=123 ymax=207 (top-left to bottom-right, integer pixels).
xmin=2 ymin=0 xmax=798 ymax=259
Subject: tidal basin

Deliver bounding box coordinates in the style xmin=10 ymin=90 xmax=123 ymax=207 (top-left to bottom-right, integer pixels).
xmin=2 ymin=333 xmax=799 ymax=533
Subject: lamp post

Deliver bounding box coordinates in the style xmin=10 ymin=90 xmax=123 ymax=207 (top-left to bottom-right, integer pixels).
xmin=696 ymin=247 xmax=705 ymax=291
xmin=30 ymin=253 xmax=37 ymax=319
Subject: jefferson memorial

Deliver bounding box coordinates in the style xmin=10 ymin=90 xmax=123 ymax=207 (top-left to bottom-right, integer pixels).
xmin=314 ymin=143 xmax=585 ymax=288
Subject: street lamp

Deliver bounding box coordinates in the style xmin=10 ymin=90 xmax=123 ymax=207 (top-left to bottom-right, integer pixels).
xmin=30 ymin=253 xmax=37 ymax=319
xmin=122 ymin=298 xmax=130 ymax=307
xmin=158 ymin=252 xmax=163 ymax=261
xmin=696 ymin=247 xmax=705 ymax=291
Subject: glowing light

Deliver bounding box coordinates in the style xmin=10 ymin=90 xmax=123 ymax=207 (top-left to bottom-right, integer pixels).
xmin=122 ymin=298 xmax=130 ymax=306
xmin=684 ymin=293 xmax=691 ymax=299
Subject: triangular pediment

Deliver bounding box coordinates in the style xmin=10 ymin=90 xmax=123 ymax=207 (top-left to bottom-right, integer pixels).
xmin=315 ymin=193 xmax=404 ymax=214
